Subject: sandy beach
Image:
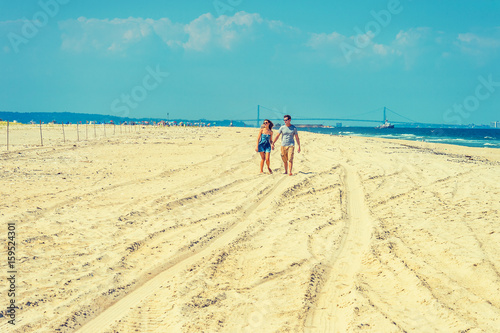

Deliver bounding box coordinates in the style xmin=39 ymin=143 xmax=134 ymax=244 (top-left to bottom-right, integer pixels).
xmin=1 ymin=124 xmax=499 ymax=332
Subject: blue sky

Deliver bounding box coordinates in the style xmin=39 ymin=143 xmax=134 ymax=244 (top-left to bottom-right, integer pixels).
xmin=1 ymin=0 xmax=499 ymax=126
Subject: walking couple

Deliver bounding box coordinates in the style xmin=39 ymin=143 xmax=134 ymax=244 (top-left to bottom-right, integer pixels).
xmin=255 ymin=115 xmax=301 ymax=176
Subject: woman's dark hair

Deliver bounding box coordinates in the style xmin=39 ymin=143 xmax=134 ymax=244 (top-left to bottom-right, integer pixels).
xmin=264 ymin=119 xmax=274 ymax=129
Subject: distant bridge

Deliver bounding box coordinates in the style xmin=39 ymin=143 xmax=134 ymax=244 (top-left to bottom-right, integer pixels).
xmin=237 ymin=105 xmax=419 ymax=126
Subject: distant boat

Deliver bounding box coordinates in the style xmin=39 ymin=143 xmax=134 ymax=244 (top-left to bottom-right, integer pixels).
xmin=376 ymin=119 xmax=394 ymax=129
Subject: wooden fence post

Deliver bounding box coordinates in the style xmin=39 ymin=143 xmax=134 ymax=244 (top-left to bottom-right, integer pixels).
xmin=62 ymin=123 xmax=66 ymax=143
xmin=6 ymin=120 xmax=9 ymax=151
xmin=39 ymin=121 xmax=43 ymax=146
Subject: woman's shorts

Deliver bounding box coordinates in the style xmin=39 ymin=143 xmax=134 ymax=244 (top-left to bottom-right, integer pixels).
xmin=258 ymin=143 xmax=271 ymax=153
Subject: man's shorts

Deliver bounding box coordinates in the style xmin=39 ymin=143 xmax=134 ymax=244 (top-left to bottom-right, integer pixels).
xmin=281 ymin=146 xmax=295 ymax=163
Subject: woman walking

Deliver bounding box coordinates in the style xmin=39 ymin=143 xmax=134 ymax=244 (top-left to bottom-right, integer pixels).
xmin=255 ymin=119 xmax=274 ymax=174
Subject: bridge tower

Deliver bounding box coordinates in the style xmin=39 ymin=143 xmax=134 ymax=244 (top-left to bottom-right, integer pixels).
xmin=257 ymin=105 xmax=260 ymax=127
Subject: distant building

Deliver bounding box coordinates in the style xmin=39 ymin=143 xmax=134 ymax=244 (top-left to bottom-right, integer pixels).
xmin=490 ymin=121 xmax=500 ymax=128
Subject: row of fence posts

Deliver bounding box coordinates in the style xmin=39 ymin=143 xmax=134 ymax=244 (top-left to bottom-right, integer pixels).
xmin=4 ymin=121 xmax=142 ymax=151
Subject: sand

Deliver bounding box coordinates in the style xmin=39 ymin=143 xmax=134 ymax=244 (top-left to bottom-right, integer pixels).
xmin=1 ymin=124 xmax=499 ymax=332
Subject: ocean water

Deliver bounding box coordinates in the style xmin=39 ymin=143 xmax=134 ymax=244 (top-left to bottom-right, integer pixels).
xmin=299 ymin=127 xmax=500 ymax=149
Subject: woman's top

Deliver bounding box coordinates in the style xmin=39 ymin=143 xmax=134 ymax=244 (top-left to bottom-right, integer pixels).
xmin=258 ymin=133 xmax=272 ymax=152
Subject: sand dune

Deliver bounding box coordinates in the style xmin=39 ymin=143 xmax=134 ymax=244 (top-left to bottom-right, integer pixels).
xmin=1 ymin=126 xmax=499 ymax=332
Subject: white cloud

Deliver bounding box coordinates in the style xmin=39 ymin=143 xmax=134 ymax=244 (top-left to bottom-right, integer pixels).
xmin=59 ymin=11 xmax=267 ymax=54
xmin=373 ymin=43 xmax=388 ymax=55
xmin=457 ymin=32 xmax=500 ymax=48
xmin=305 ymin=30 xmax=398 ymax=66
xmin=455 ymin=29 xmax=500 ymax=61
xmin=394 ymin=27 xmax=432 ymax=47
xmin=151 ymin=18 xmax=185 ymax=48
xmin=304 ymin=27 xmax=442 ymax=68
xmin=392 ymin=27 xmax=434 ymax=69
xmin=306 ymin=32 xmax=345 ymax=49
xmin=182 ymin=11 xmax=263 ymax=51
xmin=304 ymin=26 xmax=500 ymax=69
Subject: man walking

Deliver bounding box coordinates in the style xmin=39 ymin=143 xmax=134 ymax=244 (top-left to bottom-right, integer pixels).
xmin=272 ymin=115 xmax=301 ymax=176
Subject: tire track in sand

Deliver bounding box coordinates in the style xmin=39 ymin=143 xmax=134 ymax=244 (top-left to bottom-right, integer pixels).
xmin=76 ymin=176 xmax=291 ymax=333
xmin=304 ymin=163 xmax=374 ymax=333
xmin=4 ymin=144 xmax=241 ymax=227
